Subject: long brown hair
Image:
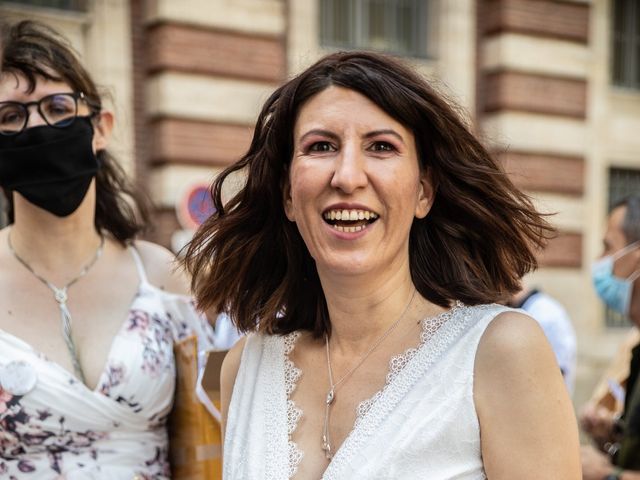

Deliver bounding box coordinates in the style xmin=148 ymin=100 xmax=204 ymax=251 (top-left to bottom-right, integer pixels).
xmin=184 ymin=51 xmax=553 ymax=337
xmin=0 ymin=20 xmax=149 ymax=243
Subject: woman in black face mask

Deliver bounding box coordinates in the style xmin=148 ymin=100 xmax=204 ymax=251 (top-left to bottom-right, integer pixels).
xmin=0 ymin=20 xmax=217 ymax=479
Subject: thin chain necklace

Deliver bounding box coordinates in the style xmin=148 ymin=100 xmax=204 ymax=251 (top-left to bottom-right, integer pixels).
xmin=7 ymin=231 xmax=105 ymax=384
xmin=321 ymin=288 xmax=417 ymax=459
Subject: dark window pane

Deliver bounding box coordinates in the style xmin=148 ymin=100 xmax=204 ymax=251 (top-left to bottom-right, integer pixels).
xmin=2 ymin=0 xmax=89 ymax=11
xmin=333 ymin=0 xmax=352 ymax=45
xmin=612 ymin=0 xmax=640 ymax=88
xmin=320 ymin=0 xmax=429 ymax=58
xmin=614 ymin=0 xmax=627 ymax=34
xmin=366 ymin=0 xmax=389 ymax=50
xmin=637 ymin=40 xmax=640 ymax=86
xmin=396 ymin=3 xmax=412 ymax=53
xmin=613 ymin=36 xmax=627 ymax=84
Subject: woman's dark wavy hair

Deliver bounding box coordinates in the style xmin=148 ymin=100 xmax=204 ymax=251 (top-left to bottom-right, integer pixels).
xmin=0 ymin=20 xmax=149 ymax=243
xmin=184 ymin=51 xmax=554 ymax=338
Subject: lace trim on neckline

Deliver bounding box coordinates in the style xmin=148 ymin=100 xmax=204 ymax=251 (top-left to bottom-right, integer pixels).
xmin=283 ymin=331 xmax=303 ymax=478
xmin=324 ymin=303 xmax=500 ymax=479
xmin=354 ymin=300 xmax=465 ymax=427
xmin=283 ymin=301 xmax=468 ymax=479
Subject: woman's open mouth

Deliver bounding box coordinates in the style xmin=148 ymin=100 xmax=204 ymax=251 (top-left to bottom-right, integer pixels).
xmin=322 ymin=208 xmax=379 ymax=233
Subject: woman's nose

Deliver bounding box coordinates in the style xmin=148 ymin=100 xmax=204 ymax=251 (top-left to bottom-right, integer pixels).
xmin=330 ymin=144 xmax=368 ymax=194
xmin=24 ymin=104 xmax=47 ymax=129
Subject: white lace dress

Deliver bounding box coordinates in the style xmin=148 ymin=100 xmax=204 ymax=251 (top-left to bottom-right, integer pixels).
xmin=224 ymin=303 xmax=513 ymax=480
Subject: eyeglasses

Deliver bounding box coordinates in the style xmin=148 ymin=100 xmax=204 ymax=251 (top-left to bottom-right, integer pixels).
xmin=0 ymin=92 xmax=93 ymax=136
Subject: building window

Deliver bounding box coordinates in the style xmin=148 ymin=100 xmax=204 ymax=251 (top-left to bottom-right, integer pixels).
xmin=605 ymin=167 xmax=640 ymax=327
xmin=320 ymin=0 xmax=430 ymax=58
xmin=612 ymin=0 xmax=640 ymax=89
xmin=1 ymin=0 xmax=89 ymax=12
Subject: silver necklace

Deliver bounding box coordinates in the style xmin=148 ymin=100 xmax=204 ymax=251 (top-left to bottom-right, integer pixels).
xmin=322 ymin=288 xmax=416 ymax=459
xmin=7 ymin=232 xmax=105 ymax=384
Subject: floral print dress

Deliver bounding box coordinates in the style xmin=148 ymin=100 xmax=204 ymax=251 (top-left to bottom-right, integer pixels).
xmin=0 ymin=247 xmax=215 ymax=479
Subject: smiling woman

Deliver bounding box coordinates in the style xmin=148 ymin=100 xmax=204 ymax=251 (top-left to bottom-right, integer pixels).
xmin=184 ymin=51 xmax=581 ymax=479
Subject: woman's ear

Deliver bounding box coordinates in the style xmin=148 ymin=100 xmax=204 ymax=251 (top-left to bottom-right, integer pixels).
xmin=415 ymin=167 xmax=435 ymax=219
xmin=282 ymin=176 xmax=295 ymax=222
xmin=92 ymin=110 xmax=114 ymax=153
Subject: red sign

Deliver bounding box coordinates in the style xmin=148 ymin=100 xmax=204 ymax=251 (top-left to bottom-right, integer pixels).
xmin=176 ymin=183 xmax=216 ymax=230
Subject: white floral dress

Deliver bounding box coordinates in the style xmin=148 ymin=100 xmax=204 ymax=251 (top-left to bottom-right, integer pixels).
xmin=0 ymin=247 xmax=215 ymax=479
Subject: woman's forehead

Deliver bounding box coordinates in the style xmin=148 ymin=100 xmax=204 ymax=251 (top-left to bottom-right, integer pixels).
xmin=0 ymin=72 xmax=71 ymax=102
xmin=294 ymin=86 xmax=407 ymax=134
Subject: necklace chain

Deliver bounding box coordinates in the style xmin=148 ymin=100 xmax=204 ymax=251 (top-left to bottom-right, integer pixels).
xmin=321 ymin=288 xmax=417 ymax=459
xmin=7 ymin=231 xmax=105 ymax=384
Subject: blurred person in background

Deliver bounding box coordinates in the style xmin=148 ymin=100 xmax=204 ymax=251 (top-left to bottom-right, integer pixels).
xmin=581 ymin=195 xmax=640 ymax=480
xmin=0 ymin=20 xmax=215 ymax=479
xmin=508 ymin=285 xmax=577 ymax=393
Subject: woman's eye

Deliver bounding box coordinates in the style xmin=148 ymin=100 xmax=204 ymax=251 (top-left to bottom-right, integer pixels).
xmin=1 ymin=112 xmax=17 ymax=123
xmin=0 ymin=106 xmax=23 ymax=125
xmin=308 ymin=141 xmax=335 ymax=153
xmin=370 ymin=141 xmax=395 ymax=152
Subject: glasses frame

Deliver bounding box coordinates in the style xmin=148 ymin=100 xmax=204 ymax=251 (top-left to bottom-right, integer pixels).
xmin=0 ymin=92 xmax=93 ymax=136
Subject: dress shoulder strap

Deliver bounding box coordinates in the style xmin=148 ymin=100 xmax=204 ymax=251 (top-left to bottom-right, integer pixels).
xmin=128 ymin=244 xmax=149 ymax=285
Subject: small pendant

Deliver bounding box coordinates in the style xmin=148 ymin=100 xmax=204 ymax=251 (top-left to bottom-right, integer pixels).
xmin=326 ymin=388 xmax=335 ymax=405
xmin=321 ymin=435 xmax=332 ymax=459
xmin=54 ymin=288 xmax=67 ymax=304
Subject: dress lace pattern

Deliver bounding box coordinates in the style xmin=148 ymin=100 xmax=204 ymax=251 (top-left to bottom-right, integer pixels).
xmin=283 ymin=301 xmax=473 ymax=479
xmin=283 ymin=331 xmax=303 ymax=477
xmin=354 ymin=301 xmax=464 ymax=426
xmin=224 ymin=303 xmax=508 ymax=479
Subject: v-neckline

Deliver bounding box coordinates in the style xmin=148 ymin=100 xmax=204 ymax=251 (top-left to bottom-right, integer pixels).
xmin=0 ymin=282 xmax=144 ymax=394
xmin=284 ymin=302 xmax=467 ymax=479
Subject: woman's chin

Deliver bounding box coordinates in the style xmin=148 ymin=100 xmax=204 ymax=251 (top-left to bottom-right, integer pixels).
xmin=315 ymin=255 xmax=377 ymax=279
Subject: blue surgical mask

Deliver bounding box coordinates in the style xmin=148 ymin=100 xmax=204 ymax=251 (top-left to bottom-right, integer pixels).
xmin=592 ymin=242 xmax=640 ymax=316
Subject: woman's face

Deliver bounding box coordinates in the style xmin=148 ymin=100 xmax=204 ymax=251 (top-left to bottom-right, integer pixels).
xmin=0 ymin=73 xmax=110 ymax=152
xmin=284 ymin=86 xmax=433 ymax=279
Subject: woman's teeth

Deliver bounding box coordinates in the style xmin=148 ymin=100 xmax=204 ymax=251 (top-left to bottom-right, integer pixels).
xmin=322 ymin=209 xmax=379 ymax=233
xmin=323 ymin=209 xmax=378 ymax=221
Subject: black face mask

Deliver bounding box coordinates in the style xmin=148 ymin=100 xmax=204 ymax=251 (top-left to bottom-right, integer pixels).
xmin=0 ymin=116 xmax=99 ymax=217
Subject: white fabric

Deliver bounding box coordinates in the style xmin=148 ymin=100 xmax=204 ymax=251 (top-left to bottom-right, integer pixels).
xmin=520 ymin=291 xmax=577 ymax=393
xmin=210 ymin=313 xmax=243 ymax=350
xmin=224 ymin=303 xmax=512 ymax=480
xmin=0 ymin=246 xmax=215 ymax=479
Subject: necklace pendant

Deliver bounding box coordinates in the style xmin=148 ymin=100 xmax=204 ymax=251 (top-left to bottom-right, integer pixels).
xmin=54 ymin=288 xmax=68 ymax=304
xmin=326 ymin=388 xmax=335 ymax=405
xmin=321 ymin=435 xmax=332 ymax=459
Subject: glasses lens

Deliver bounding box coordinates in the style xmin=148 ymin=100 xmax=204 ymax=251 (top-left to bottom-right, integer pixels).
xmin=41 ymin=94 xmax=77 ymax=127
xmin=0 ymin=103 xmax=27 ymax=135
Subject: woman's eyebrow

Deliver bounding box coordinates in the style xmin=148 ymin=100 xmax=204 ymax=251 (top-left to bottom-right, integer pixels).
xmin=363 ymin=129 xmax=405 ymax=145
xmin=298 ymin=129 xmax=339 ymax=143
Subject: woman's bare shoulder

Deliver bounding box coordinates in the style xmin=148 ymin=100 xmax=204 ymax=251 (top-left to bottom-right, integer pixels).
xmin=473 ymin=309 xmax=564 ymax=418
xmin=132 ymin=239 xmax=189 ymax=295
xmin=220 ymin=335 xmax=248 ymax=434
xmin=473 ymin=310 xmax=580 ymax=478
xmin=476 ymin=310 xmax=548 ymax=362
xmin=221 ymin=336 xmax=248 ymax=388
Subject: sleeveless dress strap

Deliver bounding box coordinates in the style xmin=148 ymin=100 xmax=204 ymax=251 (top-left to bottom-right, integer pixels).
xmin=128 ymin=245 xmax=149 ymax=285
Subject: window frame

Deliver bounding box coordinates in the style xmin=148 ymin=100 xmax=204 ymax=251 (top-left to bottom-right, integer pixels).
xmin=320 ymin=0 xmax=431 ymax=59
xmin=611 ymin=0 xmax=640 ymax=90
